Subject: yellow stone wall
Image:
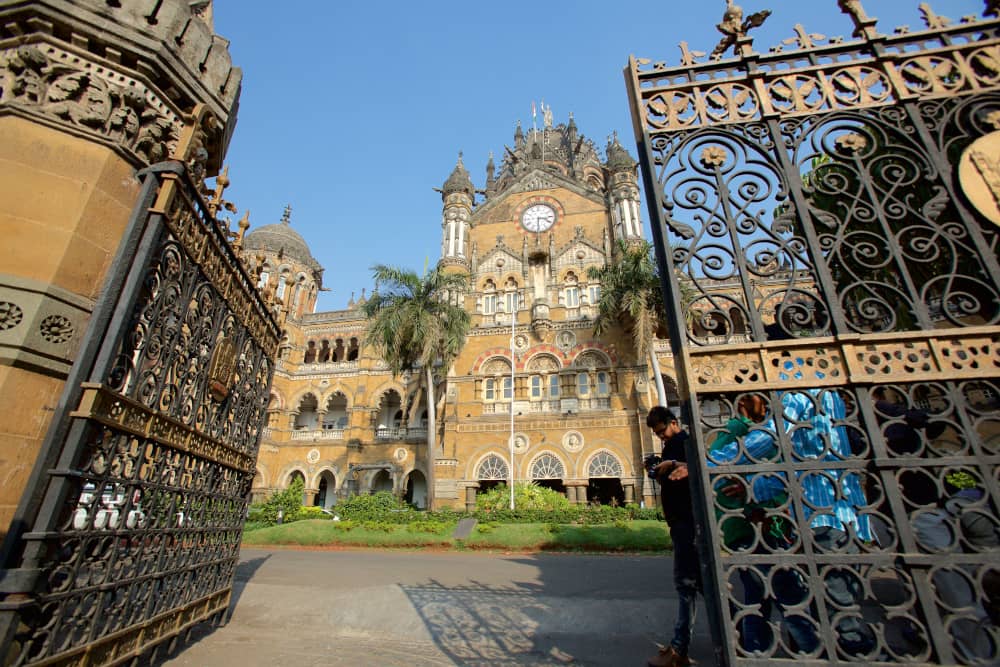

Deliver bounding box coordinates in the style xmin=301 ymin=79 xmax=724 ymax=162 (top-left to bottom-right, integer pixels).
xmin=0 ymin=119 xmax=141 ymax=537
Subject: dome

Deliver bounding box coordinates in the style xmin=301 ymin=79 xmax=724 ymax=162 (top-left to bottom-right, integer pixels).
xmin=442 ymin=152 xmax=475 ymax=198
xmin=605 ymin=133 xmax=636 ymax=171
xmin=243 ymin=206 xmax=322 ymax=271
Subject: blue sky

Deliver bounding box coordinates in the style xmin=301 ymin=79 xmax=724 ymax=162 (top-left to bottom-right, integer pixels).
xmin=213 ymin=0 xmax=983 ymax=311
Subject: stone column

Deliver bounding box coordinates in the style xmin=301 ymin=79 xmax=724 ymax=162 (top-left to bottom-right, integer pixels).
xmin=565 ymin=481 xmax=588 ymax=505
xmin=304 ymin=489 xmax=318 ymax=506
xmin=624 ymin=482 xmax=635 ymax=505
xmin=463 ymin=483 xmax=480 ymax=513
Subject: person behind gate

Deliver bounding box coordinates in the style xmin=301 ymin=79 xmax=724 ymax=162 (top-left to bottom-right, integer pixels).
xmin=645 ymin=406 xmax=700 ymax=667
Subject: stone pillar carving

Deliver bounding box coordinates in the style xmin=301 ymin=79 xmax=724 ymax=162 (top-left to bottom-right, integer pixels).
xmin=0 ymin=0 xmax=242 ymax=539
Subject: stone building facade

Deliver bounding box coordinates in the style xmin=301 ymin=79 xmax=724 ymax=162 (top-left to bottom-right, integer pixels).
xmin=247 ymin=116 xmax=671 ymax=510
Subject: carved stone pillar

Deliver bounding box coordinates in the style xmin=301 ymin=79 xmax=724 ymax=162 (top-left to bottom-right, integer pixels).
xmin=463 ymin=483 xmax=480 ymax=513
xmin=624 ymin=482 xmax=635 ymax=505
xmin=304 ymin=489 xmax=318 ymax=506
xmin=0 ymin=1 xmax=241 ymax=539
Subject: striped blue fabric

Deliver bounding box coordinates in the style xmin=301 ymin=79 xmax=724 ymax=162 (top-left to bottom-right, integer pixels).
xmin=707 ymin=386 xmax=873 ymax=542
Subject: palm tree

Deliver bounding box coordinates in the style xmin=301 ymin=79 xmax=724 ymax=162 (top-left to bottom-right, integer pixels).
xmin=363 ymin=264 xmax=471 ymax=510
xmin=588 ymin=239 xmax=671 ymax=406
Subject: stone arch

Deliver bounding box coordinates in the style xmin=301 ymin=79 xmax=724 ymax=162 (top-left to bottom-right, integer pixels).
xmin=267 ymin=390 xmax=285 ymax=412
xmin=585 ymin=449 xmax=624 ymax=478
xmin=572 ymin=349 xmax=612 ymax=369
xmin=292 ymin=392 xmax=320 ymax=430
xmin=525 ymin=352 xmax=562 ymax=372
xmin=314 ymin=468 xmax=338 ymax=508
xmin=528 ymin=451 xmax=566 ymax=481
xmin=322 ymin=390 xmax=350 ymax=430
xmin=479 ymin=355 xmax=512 ymax=375
xmin=373 ymin=387 xmax=405 ymax=430
xmin=474 ymin=452 xmax=510 ymax=481
xmin=402 ymin=467 xmax=427 ymax=509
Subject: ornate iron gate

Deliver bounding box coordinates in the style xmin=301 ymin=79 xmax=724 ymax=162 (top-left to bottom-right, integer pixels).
xmin=627 ymin=2 xmax=1000 ymax=665
xmin=0 ymin=155 xmax=278 ymax=665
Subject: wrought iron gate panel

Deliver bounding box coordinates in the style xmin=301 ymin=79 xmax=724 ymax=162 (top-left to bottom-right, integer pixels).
xmin=627 ymin=5 xmax=1000 ymax=666
xmin=0 ymin=162 xmax=278 ymax=666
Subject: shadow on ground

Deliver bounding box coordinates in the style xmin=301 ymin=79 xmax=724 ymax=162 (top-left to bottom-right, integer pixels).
xmin=148 ymin=554 xmax=271 ymax=666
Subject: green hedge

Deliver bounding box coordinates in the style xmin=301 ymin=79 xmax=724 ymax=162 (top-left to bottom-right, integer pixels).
xmin=249 ymin=487 xmax=663 ymax=528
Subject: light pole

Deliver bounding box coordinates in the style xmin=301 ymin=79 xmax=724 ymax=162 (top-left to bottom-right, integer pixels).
xmin=498 ymin=290 xmax=516 ymax=511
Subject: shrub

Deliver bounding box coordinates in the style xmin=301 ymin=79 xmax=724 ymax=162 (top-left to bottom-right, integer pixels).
xmin=476 ymin=483 xmax=572 ymax=513
xmin=337 ymin=491 xmax=412 ymax=522
xmin=295 ymin=506 xmax=328 ymax=521
xmin=251 ymin=478 xmax=305 ymax=526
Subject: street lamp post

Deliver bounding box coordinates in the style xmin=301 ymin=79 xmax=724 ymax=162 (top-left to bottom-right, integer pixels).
xmin=500 ymin=299 xmax=516 ymax=511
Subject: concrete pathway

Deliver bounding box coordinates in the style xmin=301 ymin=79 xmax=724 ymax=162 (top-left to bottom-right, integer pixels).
xmin=159 ymin=547 xmax=714 ymax=667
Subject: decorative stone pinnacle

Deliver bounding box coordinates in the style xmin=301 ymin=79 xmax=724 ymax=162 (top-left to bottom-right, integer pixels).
xmin=281 ymin=204 xmax=292 ymax=225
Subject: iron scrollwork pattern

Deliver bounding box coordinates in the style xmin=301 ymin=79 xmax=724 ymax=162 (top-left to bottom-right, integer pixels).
xmin=628 ymin=6 xmax=1000 ymax=666
xmin=1 ymin=165 xmax=278 ymax=666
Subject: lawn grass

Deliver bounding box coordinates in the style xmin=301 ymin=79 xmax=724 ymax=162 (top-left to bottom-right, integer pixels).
xmin=242 ymin=519 xmax=671 ymax=552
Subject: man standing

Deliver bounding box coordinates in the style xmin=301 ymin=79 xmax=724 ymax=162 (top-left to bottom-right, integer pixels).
xmin=645 ymin=406 xmax=699 ymax=667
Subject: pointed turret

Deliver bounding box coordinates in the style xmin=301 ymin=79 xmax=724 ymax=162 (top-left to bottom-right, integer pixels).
xmin=604 ymin=133 xmax=643 ymax=242
xmin=514 ymin=120 xmax=524 ymax=148
xmin=485 ymin=151 xmax=496 ymax=198
xmin=439 ymin=153 xmax=474 ymax=272
xmin=442 ymin=152 xmax=475 ymax=199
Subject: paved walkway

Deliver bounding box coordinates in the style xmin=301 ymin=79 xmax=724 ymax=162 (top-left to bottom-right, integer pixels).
xmin=160 ymin=547 xmax=713 ymax=667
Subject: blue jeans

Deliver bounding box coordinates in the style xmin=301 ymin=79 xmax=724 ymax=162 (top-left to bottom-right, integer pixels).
xmin=670 ymin=519 xmax=701 ymax=655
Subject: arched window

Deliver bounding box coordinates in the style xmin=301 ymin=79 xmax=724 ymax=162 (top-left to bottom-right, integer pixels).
xmin=257 ymin=270 xmax=270 ymax=289
xmin=596 ymin=371 xmax=609 ymax=396
xmin=477 ymin=454 xmax=509 ymax=481
xmin=530 ymin=454 xmax=565 ymax=480
xmin=588 ymin=284 xmax=600 ymax=305
xmin=293 ymin=394 xmax=319 ymax=430
xmin=303 ymin=341 xmax=316 ymax=364
xmin=481 ymin=357 xmax=512 ymax=413
xmin=482 ymin=279 xmax=498 ymax=315
xmin=588 ymin=452 xmax=623 ymax=478
xmin=563 ymin=272 xmax=580 ymax=308
xmin=504 ymin=277 xmax=520 ymax=313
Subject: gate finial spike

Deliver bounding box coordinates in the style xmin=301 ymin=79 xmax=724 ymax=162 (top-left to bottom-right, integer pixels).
xmin=710 ymin=0 xmax=771 ymax=59
xmin=919 ymin=3 xmax=952 ymax=28
xmin=838 ymin=0 xmax=879 ymax=38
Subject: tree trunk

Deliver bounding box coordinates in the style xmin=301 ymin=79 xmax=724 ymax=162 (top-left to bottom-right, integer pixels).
xmin=425 ymin=365 xmax=436 ymax=511
xmin=649 ymin=345 xmax=667 ymax=408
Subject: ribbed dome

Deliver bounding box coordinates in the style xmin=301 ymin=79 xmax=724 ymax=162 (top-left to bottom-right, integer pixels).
xmin=605 ymin=133 xmax=636 ymax=171
xmin=442 ymin=153 xmax=475 ymax=198
xmin=244 ymin=208 xmax=321 ymax=270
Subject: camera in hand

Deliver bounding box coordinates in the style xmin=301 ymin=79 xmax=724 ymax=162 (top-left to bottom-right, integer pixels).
xmin=643 ymin=454 xmax=662 ymax=479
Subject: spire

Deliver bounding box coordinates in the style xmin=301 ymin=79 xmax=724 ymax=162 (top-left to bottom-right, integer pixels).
xmin=442 ymin=151 xmax=475 ymax=198
xmin=514 ymin=120 xmax=524 ymax=148
xmin=567 ymin=111 xmax=578 ymax=142
xmin=485 ymin=151 xmax=496 ymax=195
xmin=281 ymin=203 xmax=292 ymax=225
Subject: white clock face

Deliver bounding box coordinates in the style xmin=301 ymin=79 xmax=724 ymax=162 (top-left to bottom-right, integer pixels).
xmin=521 ymin=203 xmax=556 ymax=232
